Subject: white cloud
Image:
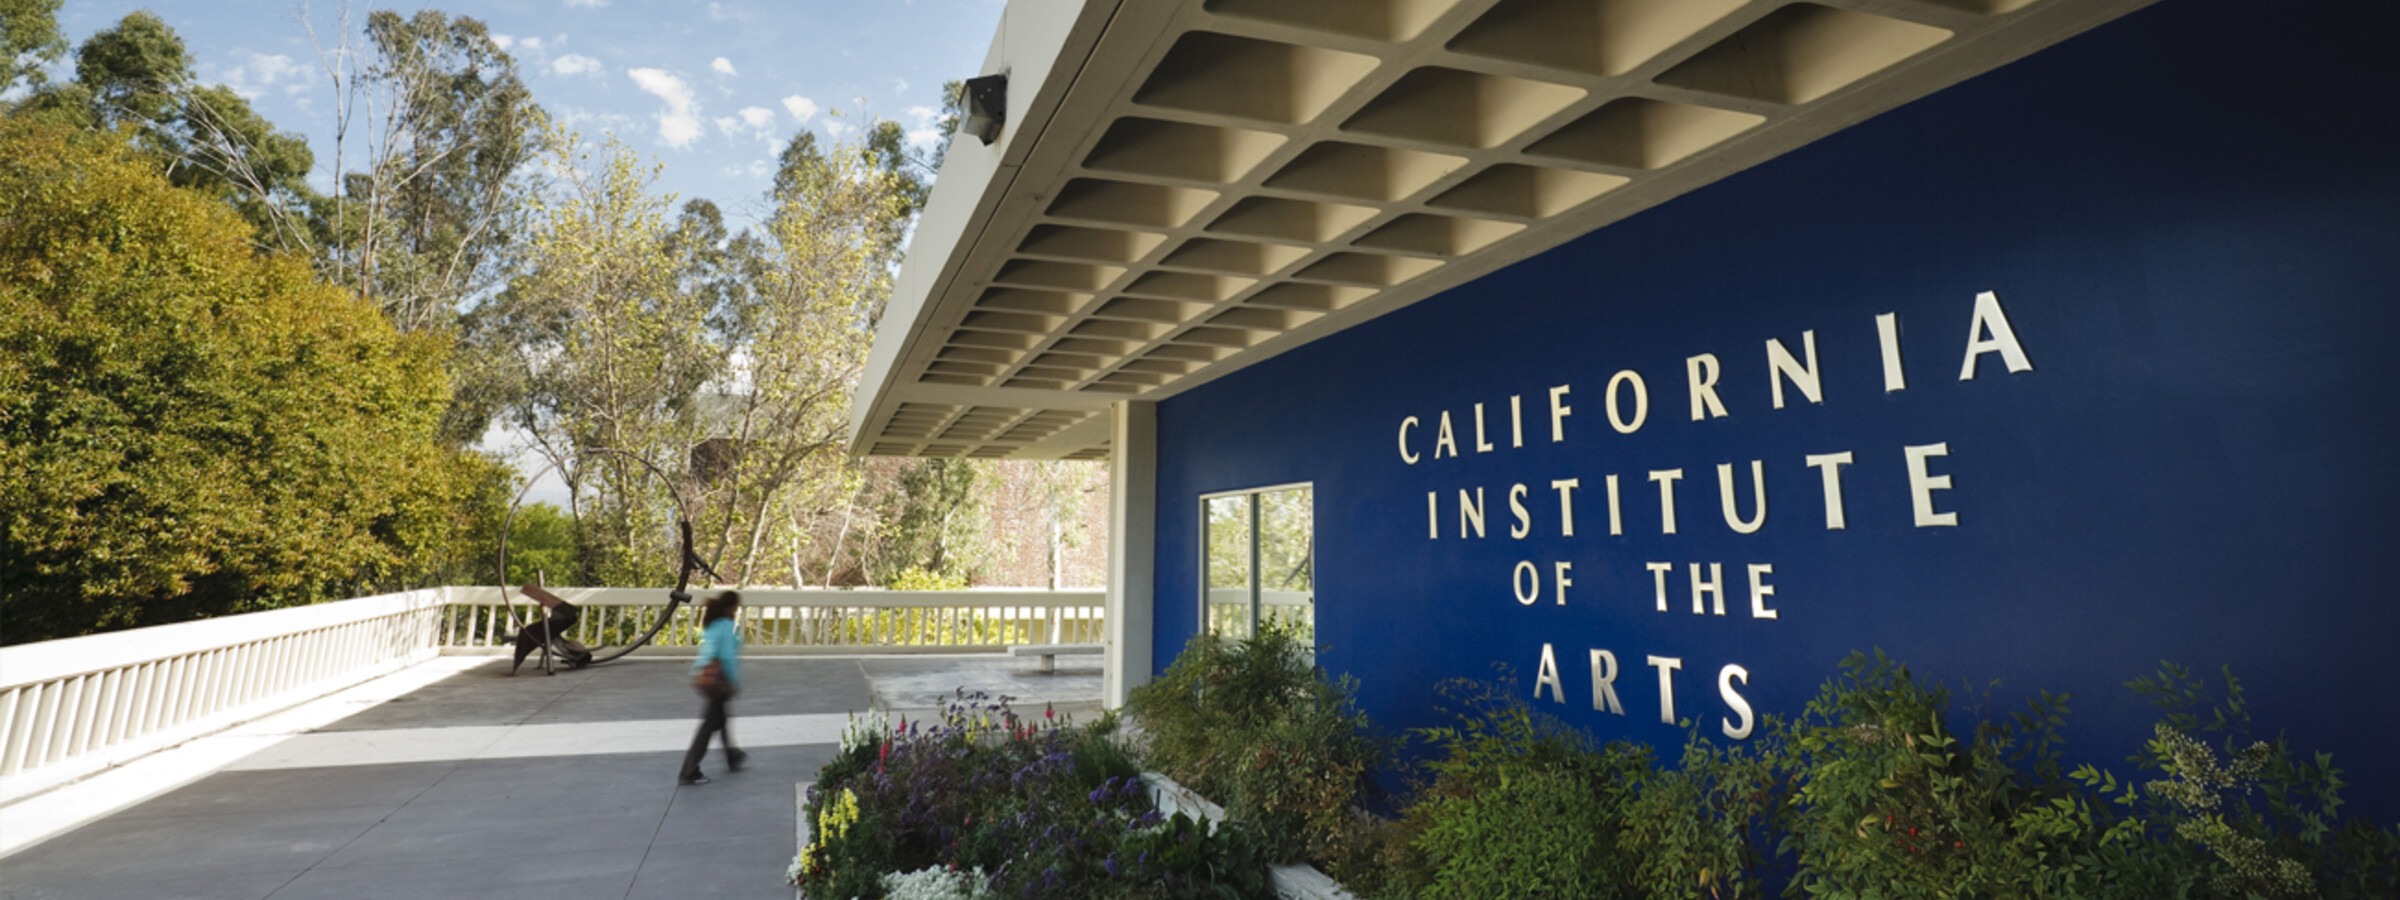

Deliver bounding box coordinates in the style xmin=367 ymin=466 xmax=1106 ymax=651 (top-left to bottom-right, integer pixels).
xmin=907 ymin=105 xmax=936 ymax=125
xmin=219 ymin=50 xmax=306 ymax=100
xmin=706 ymin=2 xmax=748 ymax=22
xmin=781 ymin=94 xmax=817 ymax=124
xmin=906 ymin=128 xmax=941 ymax=150
xmin=715 ymin=106 xmax=778 ymax=140
xmin=555 ymin=105 xmax=637 ymax=134
xmin=520 ymin=36 xmax=547 ymax=51
xmin=628 ymin=68 xmax=702 ymax=147
xmin=563 ymin=0 xmax=608 ymax=8
xmin=711 ymin=57 xmax=736 ymax=76
xmin=551 ymin=54 xmax=601 ymax=77
xmin=892 ymin=78 xmax=908 ymax=94
xmin=492 ymin=34 xmax=516 ymax=50
xmin=826 ymin=119 xmax=856 ymax=139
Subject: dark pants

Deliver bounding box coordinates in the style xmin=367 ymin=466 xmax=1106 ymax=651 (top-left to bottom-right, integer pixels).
xmin=679 ymin=693 xmax=737 ymax=779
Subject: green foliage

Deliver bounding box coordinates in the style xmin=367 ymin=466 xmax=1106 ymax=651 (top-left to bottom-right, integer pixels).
xmin=0 ymin=0 xmax=65 ymax=93
xmin=890 ymin=567 xmax=969 ymax=591
xmin=10 ymin=11 xmax=327 ymax=256
xmin=1347 ymin=653 xmax=2400 ymax=900
xmin=501 ymin=502 xmax=576 ymax=587
xmin=1128 ymin=630 xmax=1386 ymax=869
xmin=498 ymin=121 xmax=909 ymax=589
xmin=2069 ymin=663 xmax=2400 ymax=900
xmin=1773 ymin=650 xmax=2088 ymax=899
xmin=1621 ymin=729 xmax=1785 ymax=900
xmin=344 ymin=9 xmax=541 ymax=340
xmin=1399 ymin=678 xmax=1649 ymax=900
xmin=0 ymin=118 xmax=485 ymax=641
xmin=72 ymin=11 xmax=187 ymax=128
xmin=867 ymin=458 xmax=995 ymax=586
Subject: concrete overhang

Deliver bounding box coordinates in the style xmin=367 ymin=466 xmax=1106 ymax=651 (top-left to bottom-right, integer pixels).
xmin=848 ymin=0 xmax=2156 ymax=460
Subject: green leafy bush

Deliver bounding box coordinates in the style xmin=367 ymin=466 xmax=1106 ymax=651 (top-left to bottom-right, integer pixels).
xmin=1120 ymin=635 xmax=2397 ymax=900
xmin=2041 ymin=663 xmax=2400 ymax=900
xmin=1127 ymin=629 xmax=1387 ymax=870
xmin=890 ymin=566 xmax=970 ymax=591
xmin=1619 ymin=727 xmax=1788 ymax=900
xmin=1396 ymin=678 xmax=1649 ymax=900
xmin=1774 ymin=650 xmax=2088 ymax=899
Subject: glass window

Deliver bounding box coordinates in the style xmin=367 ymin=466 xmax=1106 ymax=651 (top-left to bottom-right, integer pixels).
xmin=1200 ymin=484 xmax=1313 ymax=644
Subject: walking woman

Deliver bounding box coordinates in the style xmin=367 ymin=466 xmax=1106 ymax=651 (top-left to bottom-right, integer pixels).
xmin=679 ymin=591 xmax=748 ymax=786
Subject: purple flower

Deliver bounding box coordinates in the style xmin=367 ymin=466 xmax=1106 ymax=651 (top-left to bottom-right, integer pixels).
xmin=1104 ymin=854 xmax=1120 ymax=877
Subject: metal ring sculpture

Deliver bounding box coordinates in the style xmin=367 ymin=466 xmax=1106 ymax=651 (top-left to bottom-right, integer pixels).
xmin=495 ymin=449 xmax=722 ymax=674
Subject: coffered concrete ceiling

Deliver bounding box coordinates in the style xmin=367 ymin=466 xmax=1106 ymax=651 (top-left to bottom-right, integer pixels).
xmin=849 ymin=0 xmax=2154 ymax=460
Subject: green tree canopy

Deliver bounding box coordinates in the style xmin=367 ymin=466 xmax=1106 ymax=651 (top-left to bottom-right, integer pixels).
xmin=0 ymin=0 xmax=65 ymax=94
xmin=0 ymin=118 xmax=491 ymax=642
xmin=11 ymin=12 xmax=327 ymax=258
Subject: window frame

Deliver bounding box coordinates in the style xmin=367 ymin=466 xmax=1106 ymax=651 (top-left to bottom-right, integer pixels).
xmin=1197 ymin=481 xmax=1314 ymax=640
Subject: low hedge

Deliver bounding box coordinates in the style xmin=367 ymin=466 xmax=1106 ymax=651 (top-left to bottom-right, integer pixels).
xmin=1127 ymin=635 xmax=2400 ymax=900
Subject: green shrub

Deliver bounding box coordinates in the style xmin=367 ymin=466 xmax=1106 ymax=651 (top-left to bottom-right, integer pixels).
xmin=1399 ymin=679 xmax=1650 ymax=900
xmin=1775 ymin=650 xmax=2089 ymax=899
xmin=1619 ymin=727 xmax=1788 ymax=900
xmin=890 ymin=566 xmax=970 ymax=591
xmin=1122 ymin=640 xmax=2399 ymax=900
xmin=1127 ymin=629 xmax=1386 ymax=869
xmin=2041 ymin=663 xmax=2400 ymax=900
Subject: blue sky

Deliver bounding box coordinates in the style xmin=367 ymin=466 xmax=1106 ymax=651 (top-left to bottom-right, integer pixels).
xmin=51 ymin=0 xmax=1006 ymax=228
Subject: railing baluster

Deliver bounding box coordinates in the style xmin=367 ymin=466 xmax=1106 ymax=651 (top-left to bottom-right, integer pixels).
xmin=179 ymin=651 xmax=208 ymax=722
xmin=115 ymin=662 xmax=152 ymax=747
xmin=160 ymin=655 xmax=190 ymax=733
xmin=81 ymin=668 xmax=121 ymax=755
xmin=12 ymin=683 xmax=52 ymax=773
xmin=0 ymin=685 xmax=30 ymax=776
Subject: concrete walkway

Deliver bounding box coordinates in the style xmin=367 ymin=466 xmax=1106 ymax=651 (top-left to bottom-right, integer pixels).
xmin=0 ymin=653 xmax=1102 ymax=900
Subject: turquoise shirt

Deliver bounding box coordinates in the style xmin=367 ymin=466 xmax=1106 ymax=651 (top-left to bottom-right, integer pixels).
xmin=692 ymin=617 xmax=743 ymax=689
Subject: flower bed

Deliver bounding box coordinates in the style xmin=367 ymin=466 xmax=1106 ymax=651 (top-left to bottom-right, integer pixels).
xmin=792 ymin=692 xmax=1272 ymax=899
xmin=795 ymin=642 xmax=2400 ymax=900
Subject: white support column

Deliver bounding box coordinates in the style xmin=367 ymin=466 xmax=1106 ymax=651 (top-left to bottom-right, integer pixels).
xmin=1104 ymin=400 xmax=1157 ymax=709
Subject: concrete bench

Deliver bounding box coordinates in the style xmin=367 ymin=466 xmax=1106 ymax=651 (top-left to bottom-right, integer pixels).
xmin=1008 ymin=642 xmax=1102 ymax=673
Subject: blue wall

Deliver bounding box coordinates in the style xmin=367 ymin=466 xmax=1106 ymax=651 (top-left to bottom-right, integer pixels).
xmin=1151 ymin=0 xmax=2400 ymax=817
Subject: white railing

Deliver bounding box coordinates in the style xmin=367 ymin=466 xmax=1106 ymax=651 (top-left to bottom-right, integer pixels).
xmin=438 ymin=586 xmax=1108 ymax=653
xmin=0 ymin=588 xmax=448 ymax=804
xmin=0 ymin=586 xmax=1106 ymax=806
xmin=1203 ymin=587 xmax=1316 ymax=639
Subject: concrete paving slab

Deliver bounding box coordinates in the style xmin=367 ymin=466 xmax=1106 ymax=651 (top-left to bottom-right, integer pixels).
xmin=0 ymin=803 xmax=389 ymax=886
xmin=267 ymin=846 xmax=643 ymax=900
xmin=0 ymin=868 xmax=297 ymax=900
xmin=650 ymin=745 xmax=827 ymax=849
xmin=0 ymin=652 xmax=1089 ymax=899
xmin=102 ymin=761 xmax=459 ymax=821
xmin=624 ymin=833 xmax=799 ymax=900
xmin=311 ymin=773 xmax=676 ymax=869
